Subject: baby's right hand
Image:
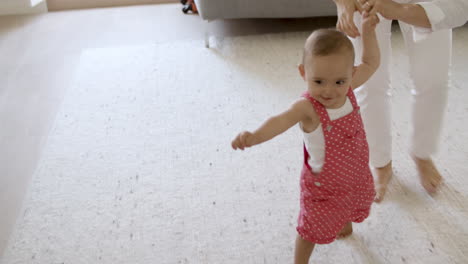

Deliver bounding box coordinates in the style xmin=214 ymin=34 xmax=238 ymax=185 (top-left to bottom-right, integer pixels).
xmin=231 ymin=131 xmax=257 ymax=150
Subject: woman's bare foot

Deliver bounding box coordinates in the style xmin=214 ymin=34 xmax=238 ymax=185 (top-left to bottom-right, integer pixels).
xmin=374 ymin=161 xmax=393 ymax=203
xmin=337 ymin=222 xmax=353 ymax=239
xmin=413 ymin=156 xmax=442 ymax=194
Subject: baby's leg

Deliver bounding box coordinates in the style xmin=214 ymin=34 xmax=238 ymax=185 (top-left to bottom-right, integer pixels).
xmin=337 ymin=222 xmax=353 ymax=239
xmin=294 ymin=235 xmax=315 ymax=264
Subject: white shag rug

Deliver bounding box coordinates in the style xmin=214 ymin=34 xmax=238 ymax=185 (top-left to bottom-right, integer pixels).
xmin=2 ymin=27 xmax=468 ymax=264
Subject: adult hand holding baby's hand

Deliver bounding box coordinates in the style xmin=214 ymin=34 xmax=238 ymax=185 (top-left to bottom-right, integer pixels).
xmin=334 ymin=0 xmax=364 ymax=38
xmin=358 ymin=0 xmax=401 ymax=21
xmin=231 ymin=131 xmax=257 ymax=150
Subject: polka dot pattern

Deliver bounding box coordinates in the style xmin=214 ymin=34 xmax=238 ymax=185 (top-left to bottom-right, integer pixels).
xmin=297 ymin=89 xmax=375 ymax=244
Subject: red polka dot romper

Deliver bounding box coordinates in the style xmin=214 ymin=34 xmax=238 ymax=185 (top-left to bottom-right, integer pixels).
xmin=296 ymin=88 xmax=376 ymax=244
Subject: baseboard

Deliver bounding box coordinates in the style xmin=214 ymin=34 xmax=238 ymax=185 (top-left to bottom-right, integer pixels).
xmin=47 ymin=0 xmax=178 ymax=11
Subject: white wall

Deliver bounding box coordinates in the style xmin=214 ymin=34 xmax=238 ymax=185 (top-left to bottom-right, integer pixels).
xmin=0 ymin=0 xmax=47 ymax=15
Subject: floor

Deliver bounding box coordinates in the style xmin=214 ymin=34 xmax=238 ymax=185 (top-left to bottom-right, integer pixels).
xmin=0 ymin=21 xmax=467 ymax=263
xmin=0 ymin=3 xmax=338 ymax=258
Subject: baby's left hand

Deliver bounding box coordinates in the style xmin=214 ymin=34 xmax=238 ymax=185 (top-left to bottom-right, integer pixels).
xmin=361 ymin=11 xmax=380 ymax=33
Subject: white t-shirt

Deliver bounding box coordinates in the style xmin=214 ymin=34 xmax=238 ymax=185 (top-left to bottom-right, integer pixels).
xmin=300 ymin=97 xmax=353 ymax=173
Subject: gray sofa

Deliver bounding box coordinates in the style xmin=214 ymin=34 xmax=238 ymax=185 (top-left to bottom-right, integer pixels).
xmin=194 ymin=0 xmax=337 ymax=47
xmin=194 ymin=0 xmax=337 ymax=21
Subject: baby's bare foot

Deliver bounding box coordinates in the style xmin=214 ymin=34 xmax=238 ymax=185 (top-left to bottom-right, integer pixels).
xmin=337 ymin=222 xmax=353 ymax=239
xmin=374 ymin=161 xmax=393 ymax=203
xmin=413 ymin=157 xmax=442 ymax=194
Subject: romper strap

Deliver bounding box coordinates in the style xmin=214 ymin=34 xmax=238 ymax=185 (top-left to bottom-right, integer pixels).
xmin=301 ymin=91 xmax=331 ymax=125
xmin=346 ymin=87 xmax=360 ymax=110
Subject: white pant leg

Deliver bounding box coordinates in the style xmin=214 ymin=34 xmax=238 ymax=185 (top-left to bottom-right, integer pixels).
xmin=351 ymin=13 xmax=393 ymax=168
xmin=398 ymin=21 xmax=452 ymax=159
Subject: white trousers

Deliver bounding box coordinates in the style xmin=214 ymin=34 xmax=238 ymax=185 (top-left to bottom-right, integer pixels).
xmin=351 ymin=11 xmax=452 ymax=168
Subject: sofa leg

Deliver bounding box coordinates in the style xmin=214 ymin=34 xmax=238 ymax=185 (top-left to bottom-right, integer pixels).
xmin=204 ymin=20 xmax=211 ymax=48
xmin=205 ymin=31 xmax=210 ymax=48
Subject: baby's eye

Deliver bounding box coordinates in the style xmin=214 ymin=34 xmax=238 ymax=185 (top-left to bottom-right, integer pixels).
xmin=314 ymin=80 xmax=322 ymax=84
xmin=336 ymin=80 xmax=345 ymax=85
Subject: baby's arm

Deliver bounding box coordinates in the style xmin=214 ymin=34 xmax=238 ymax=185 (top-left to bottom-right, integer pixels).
xmin=231 ymin=99 xmax=310 ymax=150
xmin=351 ymin=12 xmax=381 ymax=89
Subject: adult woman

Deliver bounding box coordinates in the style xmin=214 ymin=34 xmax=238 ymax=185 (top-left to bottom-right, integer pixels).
xmin=332 ymin=0 xmax=452 ymax=202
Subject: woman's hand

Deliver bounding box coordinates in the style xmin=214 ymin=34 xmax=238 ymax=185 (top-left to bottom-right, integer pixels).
xmin=334 ymin=0 xmax=364 ymax=38
xmin=360 ymin=0 xmax=433 ymax=28
xmin=358 ymin=0 xmax=401 ymax=20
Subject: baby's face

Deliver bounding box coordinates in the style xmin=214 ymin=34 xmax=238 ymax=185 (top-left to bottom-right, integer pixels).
xmin=300 ymin=51 xmax=355 ymax=109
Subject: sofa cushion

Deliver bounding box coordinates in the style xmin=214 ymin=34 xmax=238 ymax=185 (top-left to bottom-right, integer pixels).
xmin=194 ymin=0 xmax=337 ymax=20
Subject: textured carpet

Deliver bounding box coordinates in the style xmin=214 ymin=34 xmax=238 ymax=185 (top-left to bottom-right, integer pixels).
xmin=2 ymin=26 xmax=468 ymax=264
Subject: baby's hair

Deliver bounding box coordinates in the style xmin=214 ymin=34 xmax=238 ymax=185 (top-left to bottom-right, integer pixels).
xmin=302 ymin=28 xmax=355 ymax=65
